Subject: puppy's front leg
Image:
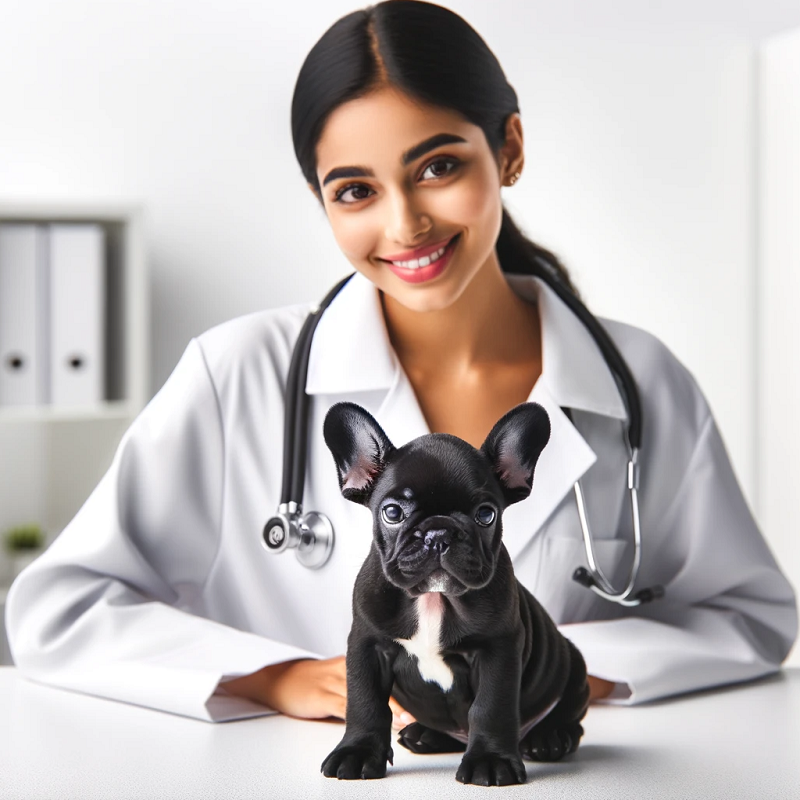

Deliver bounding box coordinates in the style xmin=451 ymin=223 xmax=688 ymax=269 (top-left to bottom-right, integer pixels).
xmin=320 ymin=630 xmax=395 ymax=780
xmin=457 ymin=637 xmax=527 ymax=786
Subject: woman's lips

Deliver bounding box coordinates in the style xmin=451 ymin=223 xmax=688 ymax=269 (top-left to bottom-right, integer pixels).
xmin=384 ymin=233 xmax=461 ymax=284
xmin=382 ymin=234 xmax=458 ymax=264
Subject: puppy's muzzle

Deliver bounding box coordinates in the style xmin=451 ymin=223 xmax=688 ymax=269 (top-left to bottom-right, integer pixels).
xmin=397 ymin=520 xmax=463 ymax=575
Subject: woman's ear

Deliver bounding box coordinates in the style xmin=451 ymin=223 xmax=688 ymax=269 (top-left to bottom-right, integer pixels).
xmin=499 ymin=113 xmax=524 ymax=185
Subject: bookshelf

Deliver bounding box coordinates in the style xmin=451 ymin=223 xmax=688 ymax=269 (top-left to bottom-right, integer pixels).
xmin=0 ymin=201 xmax=149 ymax=565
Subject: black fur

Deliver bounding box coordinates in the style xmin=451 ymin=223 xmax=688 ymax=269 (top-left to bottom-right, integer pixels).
xmin=319 ymin=401 xmax=590 ymax=786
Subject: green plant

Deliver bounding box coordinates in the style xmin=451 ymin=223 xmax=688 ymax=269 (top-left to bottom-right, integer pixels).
xmin=3 ymin=523 xmax=45 ymax=552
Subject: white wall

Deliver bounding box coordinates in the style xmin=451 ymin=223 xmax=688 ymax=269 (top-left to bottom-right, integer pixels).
xmin=0 ymin=1 xmax=798 ymax=628
xmin=759 ymin=26 xmax=800 ymax=666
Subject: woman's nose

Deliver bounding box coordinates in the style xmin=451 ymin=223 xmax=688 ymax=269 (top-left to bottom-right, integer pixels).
xmin=385 ymin=191 xmax=432 ymax=245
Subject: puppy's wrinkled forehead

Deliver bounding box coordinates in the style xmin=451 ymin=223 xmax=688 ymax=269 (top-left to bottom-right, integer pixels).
xmin=374 ymin=435 xmax=497 ymax=508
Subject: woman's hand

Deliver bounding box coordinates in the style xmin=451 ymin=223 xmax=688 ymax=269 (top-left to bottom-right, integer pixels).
xmin=221 ymin=656 xmax=416 ymax=729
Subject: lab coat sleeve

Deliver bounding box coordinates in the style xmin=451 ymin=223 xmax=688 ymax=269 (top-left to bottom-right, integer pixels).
xmin=5 ymin=337 xmax=324 ymax=722
xmin=558 ymin=411 xmax=798 ymax=705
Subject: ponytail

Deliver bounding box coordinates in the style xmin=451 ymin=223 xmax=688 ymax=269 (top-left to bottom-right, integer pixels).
xmin=496 ymin=207 xmax=581 ymax=299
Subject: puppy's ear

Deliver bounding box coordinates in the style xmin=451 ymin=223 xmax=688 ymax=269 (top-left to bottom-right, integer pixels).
xmin=323 ymin=402 xmax=396 ymax=506
xmin=480 ymin=402 xmax=551 ymax=507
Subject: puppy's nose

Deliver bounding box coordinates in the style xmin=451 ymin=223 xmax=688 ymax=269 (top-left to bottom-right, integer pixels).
xmin=424 ymin=528 xmax=452 ymax=554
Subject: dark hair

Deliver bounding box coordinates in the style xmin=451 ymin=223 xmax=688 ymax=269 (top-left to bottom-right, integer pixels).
xmin=290 ymin=0 xmax=580 ymax=297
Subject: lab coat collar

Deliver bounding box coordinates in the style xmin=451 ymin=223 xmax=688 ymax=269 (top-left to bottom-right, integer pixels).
xmin=306 ymin=270 xmax=397 ymax=395
xmin=304 ymin=270 xmax=627 ymax=558
xmin=305 ymin=269 xmax=628 ymax=422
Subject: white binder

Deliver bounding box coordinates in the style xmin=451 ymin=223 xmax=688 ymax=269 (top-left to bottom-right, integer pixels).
xmin=0 ymin=223 xmax=50 ymax=407
xmin=49 ymin=224 xmax=106 ymax=407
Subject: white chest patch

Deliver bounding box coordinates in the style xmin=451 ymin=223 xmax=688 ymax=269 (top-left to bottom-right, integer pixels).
xmin=394 ymin=593 xmax=454 ymax=692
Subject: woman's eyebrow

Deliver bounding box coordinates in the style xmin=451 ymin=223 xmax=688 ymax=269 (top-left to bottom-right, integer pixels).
xmin=321 ymin=132 xmax=468 ymax=187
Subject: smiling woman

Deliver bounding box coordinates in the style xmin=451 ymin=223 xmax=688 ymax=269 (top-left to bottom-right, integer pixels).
xmin=219 ymin=0 xmax=800 ymax=736
xmin=229 ymin=0 xmax=794 ymax=733
xmin=292 ymin=0 xmax=580 ymax=298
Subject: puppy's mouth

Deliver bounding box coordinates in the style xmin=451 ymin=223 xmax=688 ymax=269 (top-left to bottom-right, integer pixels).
xmin=420 ymin=568 xmax=451 ymax=593
xmin=387 ymin=527 xmax=487 ymax=595
xmin=408 ymin=567 xmax=467 ymax=597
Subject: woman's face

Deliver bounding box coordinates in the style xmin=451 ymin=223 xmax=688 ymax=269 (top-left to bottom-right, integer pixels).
xmin=312 ymin=86 xmax=523 ymax=313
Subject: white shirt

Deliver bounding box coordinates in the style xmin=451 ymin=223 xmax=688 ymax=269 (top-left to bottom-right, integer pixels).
xmin=6 ymin=271 xmax=797 ymax=721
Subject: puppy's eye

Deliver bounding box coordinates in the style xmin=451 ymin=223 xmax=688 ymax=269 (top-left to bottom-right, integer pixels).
xmin=382 ymin=504 xmax=404 ymax=524
xmin=475 ymin=505 xmax=496 ymax=526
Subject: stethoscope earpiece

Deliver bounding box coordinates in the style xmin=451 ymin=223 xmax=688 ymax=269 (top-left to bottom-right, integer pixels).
xmin=572 ymin=566 xmax=595 ymax=589
xmin=572 ymin=566 xmax=664 ymax=606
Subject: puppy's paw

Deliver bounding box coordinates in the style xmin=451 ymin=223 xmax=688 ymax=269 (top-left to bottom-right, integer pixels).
xmin=520 ymin=721 xmax=583 ymax=762
xmin=397 ymin=722 xmax=467 ymax=754
xmin=455 ymin=750 xmax=526 ymax=786
xmin=320 ymin=742 xmax=394 ymax=780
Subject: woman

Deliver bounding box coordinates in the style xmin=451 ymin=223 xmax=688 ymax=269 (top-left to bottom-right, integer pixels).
xmin=6 ymin=0 xmax=797 ymax=729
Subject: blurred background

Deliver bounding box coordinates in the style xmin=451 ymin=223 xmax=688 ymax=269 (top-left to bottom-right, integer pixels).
xmin=0 ymin=0 xmax=798 ymax=664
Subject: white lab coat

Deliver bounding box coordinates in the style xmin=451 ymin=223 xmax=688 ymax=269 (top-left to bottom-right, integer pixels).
xmin=6 ymin=271 xmax=797 ymax=722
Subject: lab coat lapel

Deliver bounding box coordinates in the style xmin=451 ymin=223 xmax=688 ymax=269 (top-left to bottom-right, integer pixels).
xmin=500 ymin=274 xmax=628 ymax=560
xmin=501 ymin=380 xmax=597 ymax=561
xmin=374 ymin=361 xmax=433 ymax=444
xmin=304 ymin=270 xmax=431 ymax=443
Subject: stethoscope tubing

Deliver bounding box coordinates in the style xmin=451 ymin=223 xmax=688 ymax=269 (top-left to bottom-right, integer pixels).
xmin=281 ymin=274 xmax=355 ymax=506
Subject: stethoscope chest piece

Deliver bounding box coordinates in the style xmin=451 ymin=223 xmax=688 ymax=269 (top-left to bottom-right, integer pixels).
xmin=262 ymin=502 xmax=334 ymax=569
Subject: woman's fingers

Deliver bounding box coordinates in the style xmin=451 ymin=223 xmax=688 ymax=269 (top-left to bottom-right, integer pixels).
xmin=389 ymin=695 xmax=416 ymax=730
xmin=326 ymin=690 xmax=347 ymax=721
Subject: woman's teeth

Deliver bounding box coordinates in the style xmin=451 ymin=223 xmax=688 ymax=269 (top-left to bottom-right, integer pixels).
xmin=389 ymin=239 xmax=451 ymax=269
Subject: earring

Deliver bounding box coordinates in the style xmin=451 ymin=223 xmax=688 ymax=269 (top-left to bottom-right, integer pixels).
xmin=508 ymin=171 xmax=521 ymax=186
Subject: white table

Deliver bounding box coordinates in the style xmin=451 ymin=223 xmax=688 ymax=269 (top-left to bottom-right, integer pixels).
xmin=2 ymin=666 xmax=798 ymax=799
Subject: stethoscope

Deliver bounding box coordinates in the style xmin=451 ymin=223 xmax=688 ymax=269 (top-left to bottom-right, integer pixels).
xmin=261 ymin=263 xmax=665 ymax=607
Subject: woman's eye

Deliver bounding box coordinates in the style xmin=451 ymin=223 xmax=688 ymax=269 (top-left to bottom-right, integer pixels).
xmin=475 ymin=505 xmax=496 ymax=526
xmin=331 ymin=157 xmax=460 ymax=205
xmin=420 ymin=156 xmax=459 ymax=181
xmin=332 ymin=183 xmax=373 ymax=204
xmin=382 ymin=504 xmax=405 ymax=524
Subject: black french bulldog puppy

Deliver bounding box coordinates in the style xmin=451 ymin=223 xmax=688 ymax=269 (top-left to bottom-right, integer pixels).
xmin=320 ymin=401 xmax=590 ymax=786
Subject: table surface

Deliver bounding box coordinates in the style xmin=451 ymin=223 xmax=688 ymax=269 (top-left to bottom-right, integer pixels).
xmin=2 ymin=666 xmax=799 ymax=800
